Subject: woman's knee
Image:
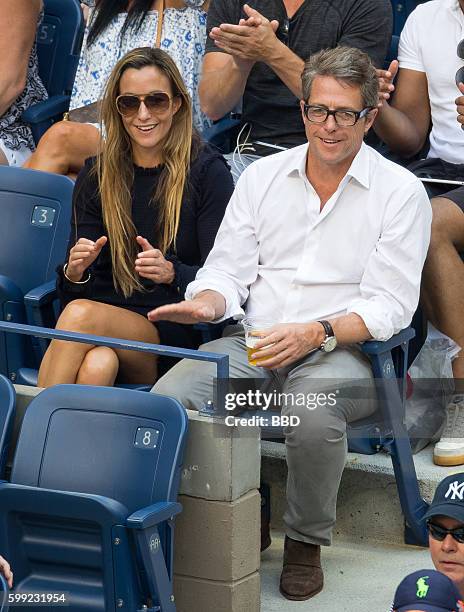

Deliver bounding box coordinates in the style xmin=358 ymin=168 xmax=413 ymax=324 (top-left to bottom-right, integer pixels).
xmin=78 ymin=347 xmax=119 ymax=385
xmin=430 ymin=197 xmax=461 ymax=244
xmin=57 ymin=299 xmax=107 ymax=334
xmin=35 ymin=121 xmax=79 ymax=158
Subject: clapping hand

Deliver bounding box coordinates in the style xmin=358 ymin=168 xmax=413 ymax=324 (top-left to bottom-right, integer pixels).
xmin=209 ymin=4 xmax=279 ymax=63
xmin=456 ymin=82 xmax=464 ymax=129
xmin=376 ymin=60 xmax=399 ymax=108
xmin=135 ymin=236 xmax=175 ymax=285
xmin=66 ymin=235 xmax=107 ymax=282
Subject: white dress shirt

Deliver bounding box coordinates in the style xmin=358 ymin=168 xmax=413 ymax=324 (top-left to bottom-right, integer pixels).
xmin=398 ymin=0 xmax=464 ymax=164
xmin=186 ymin=143 xmax=432 ymax=341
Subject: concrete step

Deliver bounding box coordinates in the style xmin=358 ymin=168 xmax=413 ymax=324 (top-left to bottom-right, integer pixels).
xmin=261 ymin=441 xmax=460 ymax=545
xmin=261 ymin=531 xmax=431 ymax=612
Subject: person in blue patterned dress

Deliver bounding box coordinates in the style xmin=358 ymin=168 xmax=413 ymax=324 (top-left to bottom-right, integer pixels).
xmin=23 ymin=0 xmax=210 ymax=178
xmin=0 ymin=0 xmax=47 ymax=166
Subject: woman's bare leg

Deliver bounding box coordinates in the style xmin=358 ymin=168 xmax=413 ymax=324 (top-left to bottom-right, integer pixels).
xmin=38 ymin=299 xmax=159 ymax=387
xmin=23 ymin=122 xmax=102 ymax=176
xmin=0 ymin=149 xmax=8 ymax=165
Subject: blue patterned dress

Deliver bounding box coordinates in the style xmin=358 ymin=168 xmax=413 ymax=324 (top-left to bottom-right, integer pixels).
xmin=71 ymin=6 xmax=211 ymax=132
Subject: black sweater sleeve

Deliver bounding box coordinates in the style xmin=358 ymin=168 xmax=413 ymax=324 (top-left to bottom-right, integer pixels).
xmin=56 ymin=158 xmax=106 ymax=306
xmin=169 ymin=152 xmax=234 ymax=296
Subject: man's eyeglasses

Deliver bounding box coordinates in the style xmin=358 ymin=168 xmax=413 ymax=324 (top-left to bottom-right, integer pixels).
xmin=427 ymin=520 xmax=464 ymax=544
xmin=116 ymin=92 xmax=174 ymax=117
xmin=303 ymin=105 xmax=372 ymax=127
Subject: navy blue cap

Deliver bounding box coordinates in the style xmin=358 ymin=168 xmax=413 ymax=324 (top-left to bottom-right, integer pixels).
xmin=393 ymin=569 xmax=463 ymax=612
xmin=424 ymin=474 xmax=464 ymax=523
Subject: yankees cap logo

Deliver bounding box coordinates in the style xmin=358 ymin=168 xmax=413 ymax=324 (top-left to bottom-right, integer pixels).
xmin=445 ymin=480 xmax=464 ymax=501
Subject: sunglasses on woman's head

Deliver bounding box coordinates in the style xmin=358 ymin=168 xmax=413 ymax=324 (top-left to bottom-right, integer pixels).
xmin=116 ymin=92 xmax=173 ymax=116
xmin=427 ymin=520 xmax=464 ymax=543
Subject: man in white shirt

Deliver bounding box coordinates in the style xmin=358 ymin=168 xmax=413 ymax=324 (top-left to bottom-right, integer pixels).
xmin=375 ymin=0 xmax=464 ymax=467
xmin=149 ymin=47 xmax=431 ymax=600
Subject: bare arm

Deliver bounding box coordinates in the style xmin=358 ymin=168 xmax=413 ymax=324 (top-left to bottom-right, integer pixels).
xmin=200 ymin=4 xmax=302 ymax=121
xmin=0 ymin=0 xmax=41 ymax=118
xmin=199 ymin=52 xmax=254 ymax=121
xmin=373 ymin=67 xmax=431 ymax=158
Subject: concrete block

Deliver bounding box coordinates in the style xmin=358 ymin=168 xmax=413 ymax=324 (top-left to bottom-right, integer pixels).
xmin=175 ymin=490 xmax=260 ymax=581
xmin=179 ymin=410 xmax=260 ymax=502
xmin=173 ymin=572 xmax=260 ymax=612
xmin=10 ymin=385 xmax=43 ymax=465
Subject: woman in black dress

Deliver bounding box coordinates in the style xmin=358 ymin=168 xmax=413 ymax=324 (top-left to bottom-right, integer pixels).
xmin=38 ymin=46 xmax=233 ymax=387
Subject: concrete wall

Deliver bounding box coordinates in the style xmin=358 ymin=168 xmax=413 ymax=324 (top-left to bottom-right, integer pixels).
xmin=13 ymin=386 xmax=262 ymax=612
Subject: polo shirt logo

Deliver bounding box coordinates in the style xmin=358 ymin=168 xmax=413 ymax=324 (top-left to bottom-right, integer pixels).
xmin=445 ymin=481 xmax=464 ymax=501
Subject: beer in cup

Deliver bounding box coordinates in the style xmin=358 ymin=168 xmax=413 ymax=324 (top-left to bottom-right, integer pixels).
xmin=242 ymin=317 xmax=275 ymax=366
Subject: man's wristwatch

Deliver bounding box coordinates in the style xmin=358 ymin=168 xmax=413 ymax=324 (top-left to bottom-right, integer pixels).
xmin=317 ymin=320 xmax=337 ymax=353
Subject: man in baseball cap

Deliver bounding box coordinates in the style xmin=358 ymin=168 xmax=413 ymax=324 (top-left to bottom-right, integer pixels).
xmin=423 ymin=473 xmax=464 ymax=597
xmin=393 ymin=569 xmax=463 ymax=612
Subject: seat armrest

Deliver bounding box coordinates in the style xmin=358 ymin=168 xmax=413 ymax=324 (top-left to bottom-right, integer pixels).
xmin=24 ymin=280 xmax=57 ymax=326
xmin=21 ymin=95 xmax=70 ymax=124
xmin=0 ymin=482 xmax=128 ymax=524
xmin=361 ymin=328 xmax=415 ymax=355
xmin=126 ymin=501 xmax=182 ymax=530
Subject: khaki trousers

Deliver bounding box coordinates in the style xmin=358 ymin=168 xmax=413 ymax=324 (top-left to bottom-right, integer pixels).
xmin=152 ymin=326 xmax=377 ymax=546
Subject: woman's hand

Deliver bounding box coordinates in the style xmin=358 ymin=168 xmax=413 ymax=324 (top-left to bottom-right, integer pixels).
xmin=66 ymin=236 xmax=107 ymax=282
xmin=135 ymin=236 xmax=175 ymax=284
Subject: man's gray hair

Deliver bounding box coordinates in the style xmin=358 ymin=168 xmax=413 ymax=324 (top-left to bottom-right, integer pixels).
xmin=301 ymin=47 xmax=379 ymax=108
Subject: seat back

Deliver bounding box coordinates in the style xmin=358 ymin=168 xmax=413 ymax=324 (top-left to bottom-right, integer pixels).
xmin=0 ymin=167 xmax=73 ymax=379
xmin=11 ymin=385 xmax=188 ymax=511
xmin=37 ymin=0 xmax=84 ymax=97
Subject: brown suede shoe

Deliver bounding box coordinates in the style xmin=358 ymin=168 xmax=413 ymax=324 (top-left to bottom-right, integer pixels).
xmin=279 ymin=536 xmax=323 ymax=601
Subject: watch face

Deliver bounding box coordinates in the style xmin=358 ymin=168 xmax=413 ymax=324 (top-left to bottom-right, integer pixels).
xmin=322 ymin=336 xmax=337 ymax=352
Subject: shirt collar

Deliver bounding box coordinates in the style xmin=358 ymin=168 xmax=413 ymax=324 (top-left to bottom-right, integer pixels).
xmin=287 ymin=142 xmax=371 ymax=190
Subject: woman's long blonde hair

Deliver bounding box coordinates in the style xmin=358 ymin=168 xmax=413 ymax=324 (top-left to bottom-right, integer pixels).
xmin=95 ymin=47 xmax=197 ymax=298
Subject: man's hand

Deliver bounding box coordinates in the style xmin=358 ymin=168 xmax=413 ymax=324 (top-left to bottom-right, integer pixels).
xmin=456 ymin=81 xmax=464 ymax=128
xmin=209 ymin=4 xmax=280 ymax=64
xmin=135 ymin=236 xmax=175 ymax=285
xmin=66 ymin=235 xmax=107 ymax=282
xmin=250 ymin=322 xmax=325 ymax=369
xmin=148 ymin=300 xmax=216 ymax=324
xmin=376 ymin=60 xmax=398 ymax=108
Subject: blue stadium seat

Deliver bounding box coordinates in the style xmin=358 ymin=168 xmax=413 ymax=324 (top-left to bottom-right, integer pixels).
xmin=22 ymin=0 xmax=85 ymax=144
xmin=0 ymin=167 xmax=73 ymax=385
xmin=0 ymin=383 xmax=188 ymax=612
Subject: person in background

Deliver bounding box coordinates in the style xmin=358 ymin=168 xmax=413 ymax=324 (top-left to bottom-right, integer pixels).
xmin=23 ymin=0 xmax=210 ymax=178
xmin=0 ymin=0 xmax=47 ymax=166
xmin=38 ymin=47 xmax=233 ymax=387
xmin=391 ymin=569 xmax=463 ymax=612
xmin=375 ymin=0 xmax=464 ymax=466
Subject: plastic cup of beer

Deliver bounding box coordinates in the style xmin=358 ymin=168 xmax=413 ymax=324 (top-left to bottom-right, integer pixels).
xmin=242 ymin=317 xmax=275 ymax=366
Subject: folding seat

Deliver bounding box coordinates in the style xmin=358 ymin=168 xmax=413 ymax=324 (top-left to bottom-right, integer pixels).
xmin=0 ymin=167 xmax=73 ymax=385
xmin=0 ymin=384 xmax=188 ymax=611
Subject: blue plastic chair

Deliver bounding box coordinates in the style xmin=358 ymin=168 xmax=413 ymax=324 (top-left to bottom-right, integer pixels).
xmin=0 ymin=375 xmax=16 ymax=481
xmin=0 ymin=321 xmax=428 ymax=546
xmin=0 ymin=167 xmax=73 ymax=384
xmin=0 ymin=382 xmax=188 ymax=612
xmin=22 ymin=0 xmax=85 ymax=144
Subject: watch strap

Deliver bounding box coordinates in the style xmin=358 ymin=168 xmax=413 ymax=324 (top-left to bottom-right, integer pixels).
xmin=317 ymin=320 xmax=334 ymax=339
